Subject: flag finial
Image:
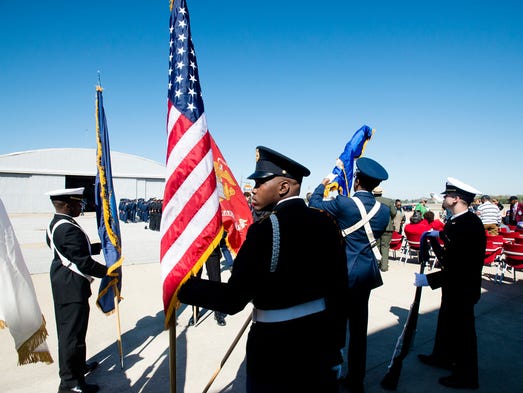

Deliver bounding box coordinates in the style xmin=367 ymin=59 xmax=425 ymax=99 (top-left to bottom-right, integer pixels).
xmin=96 ymin=71 xmax=103 ymax=92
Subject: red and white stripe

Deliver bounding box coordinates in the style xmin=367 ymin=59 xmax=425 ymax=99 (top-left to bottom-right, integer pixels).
xmin=160 ymin=101 xmax=222 ymax=326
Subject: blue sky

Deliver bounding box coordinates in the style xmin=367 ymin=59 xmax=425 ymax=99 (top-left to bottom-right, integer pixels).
xmin=1 ymin=1 xmax=522 ymax=199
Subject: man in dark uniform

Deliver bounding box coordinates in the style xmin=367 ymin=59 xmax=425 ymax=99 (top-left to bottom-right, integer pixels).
xmin=415 ymin=177 xmax=486 ymax=389
xmin=372 ymin=186 xmax=397 ymax=272
xmin=45 ymin=188 xmax=111 ymax=393
xmin=309 ymin=157 xmax=390 ymax=393
xmin=179 ymin=146 xmax=348 ymax=393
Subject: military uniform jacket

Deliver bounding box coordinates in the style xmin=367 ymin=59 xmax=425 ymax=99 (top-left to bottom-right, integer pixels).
xmin=427 ymin=211 xmax=486 ymax=305
xmin=178 ymin=198 xmax=348 ymax=381
xmin=46 ymin=214 xmax=107 ymax=304
xmin=376 ymin=196 xmax=397 ymax=232
xmin=309 ymin=187 xmax=390 ymax=290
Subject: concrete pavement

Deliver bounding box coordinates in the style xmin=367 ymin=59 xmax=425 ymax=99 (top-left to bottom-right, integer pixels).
xmin=2 ymin=213 xmax=522 ymax=392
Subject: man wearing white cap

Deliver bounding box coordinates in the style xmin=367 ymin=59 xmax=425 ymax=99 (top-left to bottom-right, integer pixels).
xmin=414 ymin=177 xmax=486 ymax=389
xmin=45 ymin=188 xmax=109 ymax=393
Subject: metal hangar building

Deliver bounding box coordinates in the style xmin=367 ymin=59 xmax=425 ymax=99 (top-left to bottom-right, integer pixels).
xmin=0 ymin=148 xmax=165 ymax=213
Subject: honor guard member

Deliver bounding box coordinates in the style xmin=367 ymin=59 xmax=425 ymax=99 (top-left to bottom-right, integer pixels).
xmin=415 ymin=177 xmax=486 ymax=389
xmin=45 ymin=188 xmax=110 ymax=393
xmin=309 ymin=157 xmax=390 ymax=393
xmin=179 ymin=146 xmax=348 ymax=393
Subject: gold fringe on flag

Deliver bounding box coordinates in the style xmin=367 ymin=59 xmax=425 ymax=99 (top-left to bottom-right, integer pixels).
xmin=13 ymin=315 xmax=53 ymax=365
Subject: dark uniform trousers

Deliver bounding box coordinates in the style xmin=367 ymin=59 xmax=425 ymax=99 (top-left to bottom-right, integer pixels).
xmin=196 ymin=246 xmax=222 ymax=282
xmin=432 ymin=294 xmax=478 ymax=382
xmin=245 ymin=311 xmax=341 ymax=393
xmin=55 ymin=301 xmax=90 ymax=387
xmin=346 ymin=287 xmax=371 ymax=388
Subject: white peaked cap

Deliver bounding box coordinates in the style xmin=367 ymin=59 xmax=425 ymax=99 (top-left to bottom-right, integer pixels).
xmin=444 ymin=177 xmax=481 ymax=195
xmin=45 ymin=187 xmax=85 ymax=196
xmin=45 ymin=187 xmax=85 ymax=199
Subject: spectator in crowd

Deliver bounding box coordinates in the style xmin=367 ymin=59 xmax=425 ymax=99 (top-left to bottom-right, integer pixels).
xmin=424 ymin=210 xmax=445 ymax=231
xmin=404 ymin=211 xmax=430 ymax=240
xmin=491 ymin=198 xmax=504 ymax=211
xmin=476 ymin=195 xmax=502 ymax=235
xmin=393 ymin=199 xmax=406 ymax=233
xmin=469 ymin=198 xmax=481 ymax=213
xmin=505 ymin=196 xmax=523 ymax=226
xmin=414 ymin=199 xmax=428 ymax=217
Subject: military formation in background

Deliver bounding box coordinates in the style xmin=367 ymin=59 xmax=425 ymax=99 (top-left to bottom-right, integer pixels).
xmin=118 ymin=198 xmax=163 ymax=231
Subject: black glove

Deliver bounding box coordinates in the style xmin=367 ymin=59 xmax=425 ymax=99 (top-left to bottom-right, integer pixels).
xmin=90 ymin=242 xmax=102 ymax=255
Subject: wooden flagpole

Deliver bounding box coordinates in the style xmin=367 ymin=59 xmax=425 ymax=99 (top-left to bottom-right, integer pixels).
xmin=169 ymin=316 xmax=177 ymax=393
xmin=202 ymin=311 xmax=252 ymax=393
xmin=113 ymin=282 xmax=124 ymax=369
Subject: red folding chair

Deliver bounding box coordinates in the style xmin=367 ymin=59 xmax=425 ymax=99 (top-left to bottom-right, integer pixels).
xmin=501 ymin=231 xmax=520 ymax=244
xmin=389 ymin=231 xmax=404 ymax=259
xmin=484 ymin=238 xmax=504 ymax=283
xmin=503 ymin=243 xmax=523 ymax=283
xmin=399 ymin=232 xmax=421 ymax=264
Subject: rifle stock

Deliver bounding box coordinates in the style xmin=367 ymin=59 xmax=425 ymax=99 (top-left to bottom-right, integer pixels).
xmin=380 ymin=233 xmax=431 ymax=390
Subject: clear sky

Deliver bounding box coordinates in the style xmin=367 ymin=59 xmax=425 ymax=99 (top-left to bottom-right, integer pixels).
xmin=1 ymin=1 xmax=522 ymax=200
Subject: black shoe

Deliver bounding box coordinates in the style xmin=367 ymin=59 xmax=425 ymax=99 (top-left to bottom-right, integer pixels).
xmin=417 ymin=354 xmax=453 ymax=370
xmin=215 ymin=312 xmax=226 ymax=326
xmin=58 ymin=383 xmax=100 ymax=393
xmin=439 ymin=375 xmax=478 ymax=389
xmin=83 ymin=361 xmax=99 ymax=375
xmin=187 ymin=316 xmax=195 ymax=326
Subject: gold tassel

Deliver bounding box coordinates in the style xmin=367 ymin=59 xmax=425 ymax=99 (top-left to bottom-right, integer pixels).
xmin=17 ymin=316 xmax=53 ymax=365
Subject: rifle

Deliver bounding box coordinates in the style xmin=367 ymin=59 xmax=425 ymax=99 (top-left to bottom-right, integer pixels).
xmin=380 ymin=231 xmax=433 ymax=390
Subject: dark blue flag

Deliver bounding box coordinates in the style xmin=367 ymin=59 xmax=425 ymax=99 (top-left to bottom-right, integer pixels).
xmin=95 ymin=85 xmax=123 ymax=314
xmin=329 ymin=125 xmax=374 ymax=196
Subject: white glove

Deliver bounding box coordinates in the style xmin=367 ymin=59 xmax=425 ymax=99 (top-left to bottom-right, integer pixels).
xmin=335 ymin=158 xmax=344 ymax=169
xmin=414 ymin=273 xmax=429 ymax=287
xmin=324 ymin=173 xmax=337 ymax=184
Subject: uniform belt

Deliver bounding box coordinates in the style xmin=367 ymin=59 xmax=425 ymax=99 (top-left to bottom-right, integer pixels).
xmin=252 ymin=298 xmax=326 ymax=323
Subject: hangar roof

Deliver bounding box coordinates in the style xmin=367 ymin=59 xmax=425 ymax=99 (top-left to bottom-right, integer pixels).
xmin=0 ymin=148 xmax=165 ymax=179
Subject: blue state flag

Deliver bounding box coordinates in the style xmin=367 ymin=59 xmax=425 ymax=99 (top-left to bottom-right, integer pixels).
xmin=94 ymin=85 xmax=123 ymax=314
xmin=330 ymin=125 xmax=374 ymax=196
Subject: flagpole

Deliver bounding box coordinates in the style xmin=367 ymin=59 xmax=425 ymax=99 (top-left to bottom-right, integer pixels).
xmin=202 ymin=311 xmax=252 ymax=393
xmin=113 ymin=282 xmax=124 ymax=369
xmin=169 ymin=317 xmax=177 ymax=393
xmin=192 ymin=305 xmax=199 ymax=325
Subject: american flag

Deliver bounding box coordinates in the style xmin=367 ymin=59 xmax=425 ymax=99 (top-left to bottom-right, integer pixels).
xmin=160 ymin=0 xmax=223 ymax=327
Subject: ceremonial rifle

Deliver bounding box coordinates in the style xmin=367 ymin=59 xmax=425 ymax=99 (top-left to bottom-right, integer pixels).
xmin=380 ymin=231 xmax=433 ymax=390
